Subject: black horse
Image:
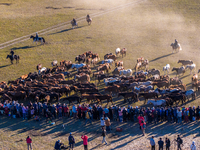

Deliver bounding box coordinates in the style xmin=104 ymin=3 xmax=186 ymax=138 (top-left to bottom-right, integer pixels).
xmin=30 ymin=35 xmax=45 ymax=44
xmin=6 ymin=55 xmax=20 ymax=64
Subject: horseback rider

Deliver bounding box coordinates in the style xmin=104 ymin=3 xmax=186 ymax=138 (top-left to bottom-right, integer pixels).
xmin=86 ymin=14 xmax=90 ymax=20
xmin=175 ymin=39 xmax=178 ymax=46
xmin=10 ymin=50 xmax=14 ymax=59
xmin=35 ymin=32 xmax=39 ymax=41
xmin=73 ymin=18 xmax=77 ymax=25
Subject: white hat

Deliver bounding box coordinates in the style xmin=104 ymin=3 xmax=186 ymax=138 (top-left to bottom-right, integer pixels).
xmin=58 ymin=140 xmax=61 ymax=143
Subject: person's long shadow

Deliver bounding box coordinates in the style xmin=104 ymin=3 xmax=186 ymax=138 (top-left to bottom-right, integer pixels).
xmin=11 ymin=45 xmax=36 ymax=50
xmin=0 ymin=64 xmax=12 ymax=69
xmin=48 ymin=25 xmax=86 ymax=35
xmin=150 ymin=53 xmax=173 ymax=62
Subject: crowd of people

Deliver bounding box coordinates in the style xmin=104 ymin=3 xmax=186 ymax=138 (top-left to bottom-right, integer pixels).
xmin=0 ymin=99 xmax=199 ymax=149
xmin=1 ymin=100 xmax=199 ymax=125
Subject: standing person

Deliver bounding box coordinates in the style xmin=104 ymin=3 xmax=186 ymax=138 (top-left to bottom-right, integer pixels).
xmin=72 ymin=105 xmax=77 ymax=119
xmin=138 ymin=114 xmax=144 ymax=129
xmin=141 ymin=120 xmax=146 ymax=136
xmin=26 ymin=136 xmax=32 ymax=150
xmin=100 ymin=117 xmax=105 ymax=128
xmin=85 ymin=110 xmax=92 ymax=125
xmin=158 ymin=138 xmax=164 ymax=150
xmin=190 ymin=141 xmax=196 ymax=150
xmin=150 ymin=136 xmax=155 ymax=150
xmin=102 ymin=127 xmax=107 ymax=145
xmin=105 ymin=117 xmax=111 ymax=132
xmin=176 ymin=135 xmax=183 ymax=150
xmin=165 ymin=138 xmax=170 ymax=150
xmin=81 ymin=134 xmax=88 ymax=150
xmin=68 ymin=133 xmax=75 ymax=150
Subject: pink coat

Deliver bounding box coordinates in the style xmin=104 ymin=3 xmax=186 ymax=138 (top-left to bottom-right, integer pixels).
xmin=81 ymin=135 xmax=88 ymax=145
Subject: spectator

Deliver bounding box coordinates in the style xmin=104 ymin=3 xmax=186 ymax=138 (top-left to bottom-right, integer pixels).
xmin=190 ymin=141 xmax=196 ymax=150
xmin=72 ymin=105 xmax=77 ymax=119
xmin=54 ymin=140 xmax=63 ymax=150
xmin=102 ymin=127 xmax=107 ymax=145
xmin=150 ymin=136 xmax=155 ymax=150
xmin=100 ymin=117 xmax=105 ymax=128
xmin=141 ymin=120 xmax=146 ymax=136
xmin=104 ymin=106 xmax=109 ymax=117
xmin=26 ymin=136 xmax=32 ymax=150
xmin=165 ymin=138 xmax=170 ymax=150
xmin=85 ymin=110 xmax=92 ymax=125
xmin=105 ymin=117 xmax=111 ymax=132
xmin=81 ymin=134 xmax=88 ymax=150
xmin=138 ymin=114 xmax=144 ymax=130
xmin=176 ymin=135 xmax=183 ymax=150
xmin=177 ymin=109 xmax=182 ymax=124
xmin=68 ymin=133 xmax=75 ymax=150
xmin=118 ymin=107 xmax=123 ymax=122
xmin=158 ymin=138 xmax=164 ymax=150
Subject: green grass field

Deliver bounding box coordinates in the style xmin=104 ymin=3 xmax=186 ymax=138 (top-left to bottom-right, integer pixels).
xmin=1 ymin=0 xmax=200 ymax=149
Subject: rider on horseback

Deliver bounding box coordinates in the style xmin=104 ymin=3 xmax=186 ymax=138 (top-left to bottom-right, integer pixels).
xmin=175 ymin=39 xmax=178 ymax=46
xmin=36 ymin=32 xmax=39 ymax=41
xmin=73 ymin=18 xmax=77 ymax=25
xmin=86 ymin=14 xmax=90 ymax=20
xmin=10 ymin=50 xmax=14 ymax=59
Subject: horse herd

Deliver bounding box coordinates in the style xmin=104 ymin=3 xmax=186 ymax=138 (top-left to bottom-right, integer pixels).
xmin=1 ymin=47 xmax=199 ymax=107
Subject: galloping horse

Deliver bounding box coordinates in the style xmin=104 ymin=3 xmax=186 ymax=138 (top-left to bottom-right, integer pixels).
xmin=6 ymin=55 xmax=20 ymax=64
xmin=86 ymin=17 xmax=92 ymax=25
xmin=71 ymin=20 xmax=78 ymax=29
xmin=30 ymin=35 xmax=45 ymax=45
xmin=170 ymin=43 xmax=182 ymax=53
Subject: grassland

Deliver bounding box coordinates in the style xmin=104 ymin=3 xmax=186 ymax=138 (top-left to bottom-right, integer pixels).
xmin=1 ymin=0 xmax=200 ymax=149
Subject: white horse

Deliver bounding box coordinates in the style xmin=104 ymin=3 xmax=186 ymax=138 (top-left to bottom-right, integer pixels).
xmin=119 ymin=69 xmax=132 ymax=76
xmin=115 ymin=48 xmax=120 ymax=56
xmin=147 ymin=99 xmax=166 ymax=106
xmin=51 ymin=60 xmax=58 ymax=67
xmin=163 ymin=64 xmax=170 ymax=75
xmin=71 ymin=63 xmax=86 ymax=70
xmin=183 ymin=89 xmax=196 ymax=100
xmin=185 ymin=64 xmax=196 ymax=74
xmin=101 ymin=59 xmax=114 ymax=65
xmin=38 ymin=67 xmax=47 ymax=75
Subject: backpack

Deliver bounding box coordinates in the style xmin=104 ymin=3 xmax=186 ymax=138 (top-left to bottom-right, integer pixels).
xmin=70 ymin=137 xmax=74 ymax=143
xmin=179 ymin=138 xmax=183 ymax=144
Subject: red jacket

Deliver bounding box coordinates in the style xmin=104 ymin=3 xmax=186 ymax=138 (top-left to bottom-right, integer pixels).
xmin=81 ymin=135 xmax=88 ymax=145
xmin=26 ymin=137 xmax=32 ymax=143
xmin=63 ymin=107 xmax=69 ymax=113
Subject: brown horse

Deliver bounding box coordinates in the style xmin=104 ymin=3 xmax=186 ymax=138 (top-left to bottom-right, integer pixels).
xmin=138 ymin=92 xmax=158 ymax=104
xmin=86 ymin=17 xmax=92 ymax=25
xmin=134 ymin=62 xmax=142 ymax=72
xmin=120 ymin=48 xmax=127 ymax=58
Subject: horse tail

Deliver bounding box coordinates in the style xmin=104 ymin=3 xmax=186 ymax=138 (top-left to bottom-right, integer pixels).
xmin=42 ymin=38 xmax=45 ymax=43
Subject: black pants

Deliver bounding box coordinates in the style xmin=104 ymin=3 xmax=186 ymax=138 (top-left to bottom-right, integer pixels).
xmin=159 ymin=147 xmax=163 ymax=150
xmin=84 ymin=145 xmax=88 ymax=150
xmin=166 ymin=146 xmax=170 ymax=150
xmin=177 ymin=144 xmax=181 ymax=150
xmin=151 ymin=145 xmax=155 ymax=150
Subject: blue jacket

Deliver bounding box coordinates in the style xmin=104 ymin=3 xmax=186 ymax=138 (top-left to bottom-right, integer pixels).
xmin=54 ymin=141 xmax=61 ymax=149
